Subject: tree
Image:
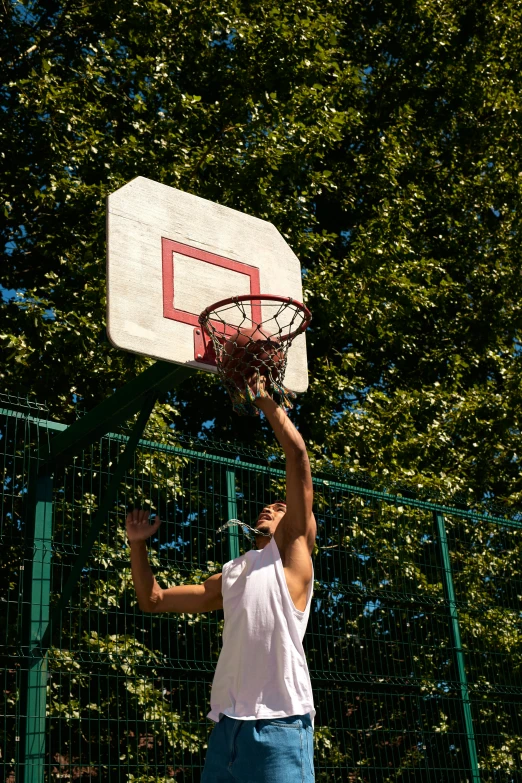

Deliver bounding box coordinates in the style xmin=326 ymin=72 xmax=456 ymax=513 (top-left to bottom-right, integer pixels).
xmin=2 ymin=0 xmax=521 ymax=506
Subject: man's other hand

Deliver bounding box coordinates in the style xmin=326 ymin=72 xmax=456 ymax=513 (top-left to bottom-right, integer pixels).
xmin=126 ymin=509 xmax=162 ymax=543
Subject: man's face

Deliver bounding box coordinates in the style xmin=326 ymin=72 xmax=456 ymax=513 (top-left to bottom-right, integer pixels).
xmin=254 ymin=502 xmax=287 ymax=549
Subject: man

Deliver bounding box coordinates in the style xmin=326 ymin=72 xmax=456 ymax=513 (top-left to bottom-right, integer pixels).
xmin=127 ymin=394 xmax=317 ymax=781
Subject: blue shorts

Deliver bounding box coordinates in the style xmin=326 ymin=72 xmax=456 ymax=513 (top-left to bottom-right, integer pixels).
xmin=201 ymin=713 xmax=315 ymax=782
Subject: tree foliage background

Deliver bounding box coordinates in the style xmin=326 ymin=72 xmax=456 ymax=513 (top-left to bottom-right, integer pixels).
xmin=2 ymin=0 xmax=522 ymax=507
xmin=1 ymin=0 xmax=522 ymax=781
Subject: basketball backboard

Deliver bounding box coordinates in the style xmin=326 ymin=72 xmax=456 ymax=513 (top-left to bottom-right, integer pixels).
xmin=106 ymin=177 xmax=309 ymax=392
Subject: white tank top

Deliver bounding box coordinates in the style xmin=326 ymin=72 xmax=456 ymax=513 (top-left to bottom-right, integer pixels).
xmin=207 ymin=536 xmax=315 ymax=726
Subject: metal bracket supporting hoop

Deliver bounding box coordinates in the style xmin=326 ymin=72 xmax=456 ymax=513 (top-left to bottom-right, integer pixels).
xmin=194 ymin=327 xmax=217 ymax=365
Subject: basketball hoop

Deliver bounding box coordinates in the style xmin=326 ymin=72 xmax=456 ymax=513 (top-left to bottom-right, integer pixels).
xmin=199 ymin=295 xmax=312 ymax=416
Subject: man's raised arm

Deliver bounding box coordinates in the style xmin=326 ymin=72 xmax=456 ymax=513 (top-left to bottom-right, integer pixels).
xmin=255 ymin=397 xmax=316 ymax=549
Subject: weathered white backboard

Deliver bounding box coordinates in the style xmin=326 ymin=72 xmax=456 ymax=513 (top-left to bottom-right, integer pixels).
xmin=106 ymin=177 xmax=308 ymax=392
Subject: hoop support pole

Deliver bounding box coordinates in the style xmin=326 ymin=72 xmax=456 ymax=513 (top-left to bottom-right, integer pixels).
xmin=38 ymin=361 xmax=196 ymax=469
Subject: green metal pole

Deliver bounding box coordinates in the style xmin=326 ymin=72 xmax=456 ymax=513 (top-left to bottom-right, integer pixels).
xmin=19 ymin=473 xmax=54 ymax=783
xmin=434 ymin=511 xmax=481 ymax=783
xmin=39 ymin=361 xmax=195 ymax=468
xmin=226 ymin=469 xmax=240 ymax=560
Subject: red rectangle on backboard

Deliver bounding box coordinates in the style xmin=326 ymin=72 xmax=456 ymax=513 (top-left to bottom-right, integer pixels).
xmin=161 ymin=238 xmax=262 ymax=330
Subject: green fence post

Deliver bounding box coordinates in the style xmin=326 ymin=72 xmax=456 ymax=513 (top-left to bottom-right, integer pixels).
xmin=226 ymin=469 xmax=240 ymax=560
xmin=434 ymin=511 xmax=481 ymax=783
xmin=19 ymin=473 xmax=54 ymax=783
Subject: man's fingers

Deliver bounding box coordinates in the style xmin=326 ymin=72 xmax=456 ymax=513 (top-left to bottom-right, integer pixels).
xmin=126 ymin=509 xmax=158 ymax=525
xmin=127 ymin=509 xmax=144 ymax=524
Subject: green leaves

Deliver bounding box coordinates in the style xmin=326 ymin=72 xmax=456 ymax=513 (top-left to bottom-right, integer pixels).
xmin=1 ymin=0 xmax=521 ymax=517
xmin=2 ymin=0 xmax=521 ymax=512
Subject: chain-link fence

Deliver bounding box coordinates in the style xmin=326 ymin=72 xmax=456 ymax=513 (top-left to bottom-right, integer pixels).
xmin=1 ymin=398 xmax=521 ymax=782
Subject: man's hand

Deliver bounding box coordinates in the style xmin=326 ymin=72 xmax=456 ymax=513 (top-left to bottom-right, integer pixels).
xmin=244 ymin=368 xmax=269 ymax=399
xmin=126 ymin=509 xmax=162 ymax=543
